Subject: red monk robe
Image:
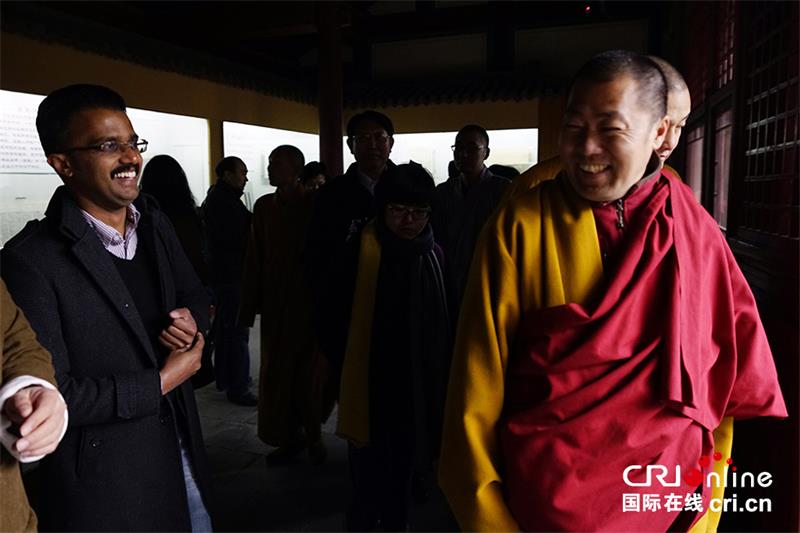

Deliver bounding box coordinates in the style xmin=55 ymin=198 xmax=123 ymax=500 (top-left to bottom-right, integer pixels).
xmin=439 ymin=170 xmax=787 ymax=532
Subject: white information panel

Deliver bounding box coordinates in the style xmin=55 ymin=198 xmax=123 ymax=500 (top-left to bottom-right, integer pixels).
xmin=0 ymin=90 xmax=62 ymax=247
xmin=128 ymin=108 xmax=210 ymax=204
xmin=342 ymin=128 xmax=539 ymax=184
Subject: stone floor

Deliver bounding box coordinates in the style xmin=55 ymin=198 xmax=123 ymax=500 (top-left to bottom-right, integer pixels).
xmin=195 ymin=322 xmax=457 ymax=532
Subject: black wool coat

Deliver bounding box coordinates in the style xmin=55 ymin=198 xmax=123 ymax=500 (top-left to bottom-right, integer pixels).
xmin=201 ymin=180 xmax=252 ymax=286
xmin=1 ymin=186 xmax=212 ymax=532
xmin=306 ymin=161 xmax=395 ymax=378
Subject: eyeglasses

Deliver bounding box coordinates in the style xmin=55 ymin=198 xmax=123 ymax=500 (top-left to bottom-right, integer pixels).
xmin=386 ymin=203 xmax=431 ymax=221
xmin=351 ymin=133 xmax=391 ymax=145
xmin=451 ymin=144 xmax=486 ymax=154
xmin=62 ymin=138 xmax=149 ymax=155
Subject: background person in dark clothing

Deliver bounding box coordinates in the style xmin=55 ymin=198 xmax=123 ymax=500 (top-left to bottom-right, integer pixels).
xmin=300 ymin=160 xmax=328 ymax=193
xmin=306 ymin=110 xmax=396 ymax=398
xmin=140 ymin=154 xmax=210 ymax=285
xmin=431 ymin=125 xmax=510 ymax=318
xmin=336 ymin=163 xmax=451 ymax=531
xmin=202 ymin=156 xmax=256 ymax=406
xmin=487 ymin=163 xmax=521 ymax=180
xmin=239 ymin=145 xmax=326 ymax=466
xmin=447 ymin=160 xmax=459 ymax=180
xmin=141 ymin=155 xmax=215 ymax=388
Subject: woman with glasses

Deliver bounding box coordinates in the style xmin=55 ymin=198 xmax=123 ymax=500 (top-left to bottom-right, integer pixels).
xmin=336 ymin=163 xmax=452 ymax=531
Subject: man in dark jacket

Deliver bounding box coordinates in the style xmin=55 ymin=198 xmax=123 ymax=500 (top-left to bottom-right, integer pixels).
xmin=1 ymin=84 xmax=213 ymax=531
xmin=202 ymin=156 xmax=256 ymax=406
xmin=430 ymin=124 xmax=510 ymax=317
xmin=306 ymin=110 xmax=396 ymax=392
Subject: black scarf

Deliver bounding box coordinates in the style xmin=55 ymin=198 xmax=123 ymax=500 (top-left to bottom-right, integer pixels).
xmin=369 ymin=221 xmax=451 ymax=466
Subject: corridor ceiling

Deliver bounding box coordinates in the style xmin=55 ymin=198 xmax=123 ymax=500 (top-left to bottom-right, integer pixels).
xmin=2 ymin=1 xmax=662 ymax=106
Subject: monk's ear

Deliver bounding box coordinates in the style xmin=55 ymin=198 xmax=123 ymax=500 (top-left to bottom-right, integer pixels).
xmin=47 ymin=153 xmax=73 ymax=181
xmin=652 ymin=115 xmax=670 ymax=150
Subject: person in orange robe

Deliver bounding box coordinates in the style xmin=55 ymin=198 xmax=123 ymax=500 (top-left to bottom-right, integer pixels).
xmin=439 ymin=50 xmax=787 ymax=532
xmin=239 ymin=145 xmax=326 ymax=465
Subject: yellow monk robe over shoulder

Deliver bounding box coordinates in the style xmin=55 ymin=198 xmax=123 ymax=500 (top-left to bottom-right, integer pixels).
xmin=438 ymin=177 xmax=602 ymax=532
xmin=337 ymin=222 xmax=381 ymax=447
xmin=499 ymin=155 xmax=563 ymax=205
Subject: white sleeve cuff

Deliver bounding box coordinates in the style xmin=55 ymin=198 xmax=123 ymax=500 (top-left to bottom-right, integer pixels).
xmin=0 ymin=375 xmax=69 ymax=463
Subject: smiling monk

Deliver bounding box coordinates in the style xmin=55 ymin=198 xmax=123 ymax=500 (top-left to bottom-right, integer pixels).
xmin=439 ymin=51 xmax=787 ymax=532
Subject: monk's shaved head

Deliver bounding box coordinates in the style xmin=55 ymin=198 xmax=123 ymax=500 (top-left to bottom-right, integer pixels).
xmin=569 ymin=50 xmax=668 ymax=124
xmin=648 ymin=56 xmax=689 ymax=95
xmin=648 ymin=56 xmax=692 ymax=163
xmin=271 ymin=144 xmax=305 ymax=173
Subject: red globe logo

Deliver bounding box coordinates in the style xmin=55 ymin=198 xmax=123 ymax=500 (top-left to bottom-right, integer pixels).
xmin=683 ymin=467 xmax=703 ymax=487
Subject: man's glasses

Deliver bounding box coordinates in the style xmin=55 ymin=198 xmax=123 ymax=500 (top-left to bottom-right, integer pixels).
xmin=62 ymin=138 xmax=149 ymax=155
xmin=351 ymin=133 xmax=391 ymax=145
xmin=451 ymin=144 xmax=485 ymax=154
xmin=386 ymin=203 xmax=431 ymax=221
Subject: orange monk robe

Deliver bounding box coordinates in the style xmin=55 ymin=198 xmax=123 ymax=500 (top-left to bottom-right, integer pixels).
xmin=240 ymin=191 xmax=320 ymax=446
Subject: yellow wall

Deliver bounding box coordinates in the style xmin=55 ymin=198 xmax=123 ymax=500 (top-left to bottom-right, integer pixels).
xmin=1 ymin=31 xmax=564 ymax=173
xmin=0 ymin=32 xmax=319 ymax=178
xmin=537 ymin=95 xmax=567 ymax=160
xmin=0 ymin=33 xmax=318 ymax=131
xmin=354 ymin=99 xmax=539 ymax=133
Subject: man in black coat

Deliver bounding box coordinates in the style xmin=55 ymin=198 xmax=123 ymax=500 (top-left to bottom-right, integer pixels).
xmin=1 ymin=84 xmax=213 ymax=531
xmin=306 ymin=110 xmax=396 ymax=393
xmin=430 ymin=125 xmax=510 ymax=317
xmin=201 ymin=156 xmax=256 ymax=406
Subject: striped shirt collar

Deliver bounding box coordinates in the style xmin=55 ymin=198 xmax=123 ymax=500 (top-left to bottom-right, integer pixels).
xmin=80 ymin=204 xmax=141 ymax=260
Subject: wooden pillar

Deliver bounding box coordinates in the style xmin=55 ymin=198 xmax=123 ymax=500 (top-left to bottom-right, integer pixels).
xmin=317 ymin=2 xmax=344 ymax=176
xmin=537 ymin=95 xmax=567 ymax=161
xmin=208 ymin=119 xmax=224 ymax=185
